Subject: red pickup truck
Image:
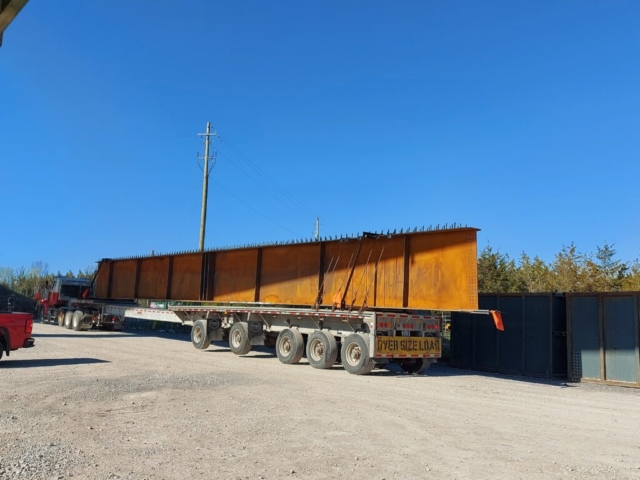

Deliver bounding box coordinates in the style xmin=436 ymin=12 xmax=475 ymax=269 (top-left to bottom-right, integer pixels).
xmin=0 ymin=311 xmax=35 ymax=360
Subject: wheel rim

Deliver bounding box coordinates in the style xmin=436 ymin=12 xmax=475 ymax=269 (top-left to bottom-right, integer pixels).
xmin=309 ymin=338 xmax=324 ymax=362
xmin=345 ymin=342 xmax=362 ymax=366
xmin=231 ymin=329 xmax=242 ymax=348
xmin=278 ymin=336 xmax=292 ymax=357
xmin=193 ymin=326 xmax=203 ymax=344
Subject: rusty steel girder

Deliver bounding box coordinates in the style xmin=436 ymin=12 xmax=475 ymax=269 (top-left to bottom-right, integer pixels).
xmin=95 ymin=227 xmax=480 ymax=311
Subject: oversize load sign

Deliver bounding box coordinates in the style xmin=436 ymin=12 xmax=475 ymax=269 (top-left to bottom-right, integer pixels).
xmin=375 ymin=337 xmax=441 ymax=357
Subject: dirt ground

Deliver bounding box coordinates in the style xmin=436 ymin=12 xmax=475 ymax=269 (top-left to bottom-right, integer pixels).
xmin=1 ymin=322 xmax=640 ymax=480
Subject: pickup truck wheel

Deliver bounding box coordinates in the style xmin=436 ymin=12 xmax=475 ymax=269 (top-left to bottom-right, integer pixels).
xmin=276 ymin=329 xmax=304 ymax=365
xmin=72 ymin=310 xmax=84 ymax=331
xmin=63 ymin=311 xmax=74 ymax=330
xmin=341 ymin=333 xmax=375 ymax=375
xmin=191 ymin=320 xmax=211 ymax=350
xmin=306 ymin=331 xmax=338 ymax=369
xmin=229 ymin=322 xmax=251 ymax=355
xmin=399 ymin=358 xmax=433 ymax=375
xmin=57 ymin=310 xmax=65 ymax=327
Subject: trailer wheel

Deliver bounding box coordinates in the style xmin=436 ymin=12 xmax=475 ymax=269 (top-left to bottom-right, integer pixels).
xmin=341 ymin=333 xmax=375 ymax=375
xmin=229 ymin=322 xmax=251 ymax=355
xmin=276 ymin=329 xmax=304 ymax=365
xmin=72 ymin=310 xmax=84 ymax=331
xmin=191 ymin=320 xmax=211 ymax=350
xmin=63 ymin=311 xmax=74 ymax=330
xmin=306 ymin=331 xmax=338 ymax=369
xmin=399 ymin=358 xmax=433 ymax=375
xmin=57 ymin=310 xmax=65 ymax=327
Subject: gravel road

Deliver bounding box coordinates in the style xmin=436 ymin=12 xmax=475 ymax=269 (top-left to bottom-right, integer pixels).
xmin=1 ymin=322 xmax=640 ymax=480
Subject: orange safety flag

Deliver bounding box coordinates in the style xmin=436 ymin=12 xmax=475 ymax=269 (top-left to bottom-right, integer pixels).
xmin=491 ymin=310 xmax=504 ymax=331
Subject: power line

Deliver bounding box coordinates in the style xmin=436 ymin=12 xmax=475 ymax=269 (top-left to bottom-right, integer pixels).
xmin=211 ymin=179 xmax=298 ymax=236
xmin=215 ymin=148 xmax=307 ymax=219
xmin=217 ymin=133 xmax=337 ymax=234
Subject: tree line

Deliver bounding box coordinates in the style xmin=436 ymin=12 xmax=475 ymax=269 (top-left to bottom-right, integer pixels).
xmin=1 ymin=242 xmax=639 ymax=300
xmin=0 ymin=262 xmax=97 ymax=299
xmin=478 ymin=243 xmax=640 ymax=293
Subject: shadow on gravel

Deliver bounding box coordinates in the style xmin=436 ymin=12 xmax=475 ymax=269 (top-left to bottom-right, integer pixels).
xmin=0 ymin=358 xmax=109 ymax=368
xmin=425 ymin=363 xmax=574 ymax=387
xmin=203 ymin=345 xmax=276 ymax=358
xmin=32 ymin=331 xmax=192 ymax=342
xmin=32 ymin=333 xmax=133 ymax=339
xmin=239 ymin=346 xmax=277 ymax=358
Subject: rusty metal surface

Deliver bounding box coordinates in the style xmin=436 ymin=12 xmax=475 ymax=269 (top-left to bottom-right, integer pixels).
xmin=95 ymin=227 xmax=480 ymax=311
xmin=137 ymin=257 xmax=170 ymax=300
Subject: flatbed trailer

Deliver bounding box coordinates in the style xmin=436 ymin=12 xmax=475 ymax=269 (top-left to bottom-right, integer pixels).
xmin=105 ymin=302 xmax=499 ymax=375
xmin=49 ymin=227 xmax=503 ymax=375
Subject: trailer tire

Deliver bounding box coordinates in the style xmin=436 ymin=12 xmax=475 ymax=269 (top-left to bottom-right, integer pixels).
xmin=399 ymin=358 xmax=433 ymax=375
xmin=306 ymin=331 xmax=338 ymax=369
xmin=229 ymin=322 xmax=251 ymax=356
xmin=57 ymin=310 xmax=65 ymax=327
xmin=63 ymin=311 xmax=74 ymax=330
xmin=276 ymin=329 xmax=304 ymax=365
xmin=191 ymin=320 xmax=211 ymax=350
xmin=341 ymin=333 xmax=375 ymax=375
xmin=72 ymin=310 xmax=84 ymax=331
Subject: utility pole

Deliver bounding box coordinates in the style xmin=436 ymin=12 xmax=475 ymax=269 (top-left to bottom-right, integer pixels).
xmin=314 ymin=217 xmax=320 ymax=241
xmin=197 ymin=122 xmax=217 ymax=251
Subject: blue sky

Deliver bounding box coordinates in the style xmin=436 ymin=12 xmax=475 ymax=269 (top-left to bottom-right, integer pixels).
xmin=1 ymin=1 xmax=639 ymax=274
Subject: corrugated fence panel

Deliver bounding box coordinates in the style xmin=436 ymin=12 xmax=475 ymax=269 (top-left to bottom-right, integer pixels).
xmin=473 ymin=295 xmax=499 ymax=371
xmin=568 ymin=295 xmax=605 ymax=382
xmin=451 ymin=294 xmax=567 ymax=379
xmin=552 ymin=295 xmax=568 ymax=378
xmin=497 ymin=296 xmax=524 ymax=374
xmin=603 ymin=296 xmax=639 ymax=384
xmin=524 ymin=295 xmax=552 ymax=377
xmin=450 ymin=310 xmax=473 ymax=368
xmin=567 ymin=293 xmax=640 ymax=386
